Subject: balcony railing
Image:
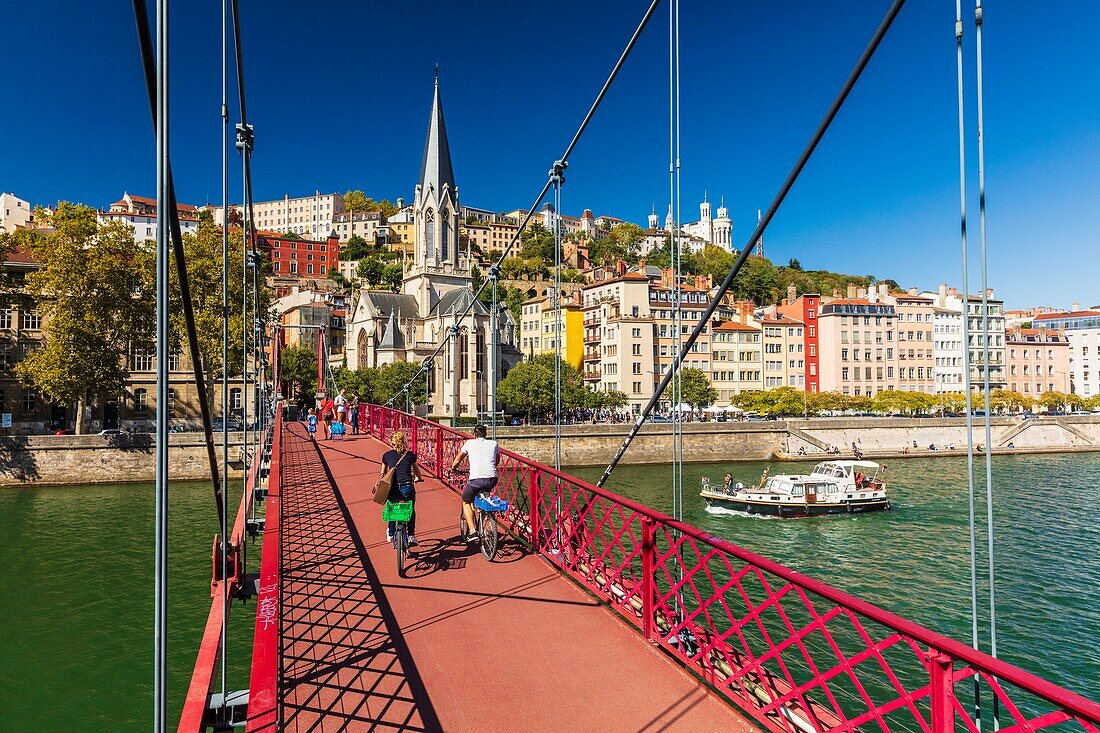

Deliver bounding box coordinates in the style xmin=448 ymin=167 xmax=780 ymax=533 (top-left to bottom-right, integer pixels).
xmin=365 ymin=405 xmax=1100 ymax=733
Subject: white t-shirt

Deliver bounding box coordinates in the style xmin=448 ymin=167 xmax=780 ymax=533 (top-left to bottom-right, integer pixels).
xmin=462 ymin=438 xmax=499 ymax=479
xmin=335 ymin=394 xmax=347 ymax=413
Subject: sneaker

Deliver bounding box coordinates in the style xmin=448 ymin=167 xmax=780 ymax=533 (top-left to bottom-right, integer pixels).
xmin=466 ymin=532 xmax=479 ymax=544
xmin=407 ymin=535 xmax=419 ymax=547
xmin=386 ymin=530 xmax=394 ymax=543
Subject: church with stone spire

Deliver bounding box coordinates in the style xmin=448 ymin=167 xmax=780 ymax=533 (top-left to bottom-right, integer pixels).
xmin=345 ymin=71 xmax=521 ymax=417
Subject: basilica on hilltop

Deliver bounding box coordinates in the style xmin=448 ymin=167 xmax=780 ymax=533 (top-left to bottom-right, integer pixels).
xmin=345 ymin=73 xmax=521 ymax=417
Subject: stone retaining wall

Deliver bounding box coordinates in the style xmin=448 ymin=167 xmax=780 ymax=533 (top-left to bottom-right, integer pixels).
xmin=495 ymin=416 xmax=1100 ymax=466
xmin=0 ymin=433 xmax=247 ymax=486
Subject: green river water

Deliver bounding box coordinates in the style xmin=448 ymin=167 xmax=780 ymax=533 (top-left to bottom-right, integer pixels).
xmin=1 ymin=453 xmax=1097 ymax=731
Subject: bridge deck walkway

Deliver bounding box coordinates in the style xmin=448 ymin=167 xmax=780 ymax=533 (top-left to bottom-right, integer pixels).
xmin=277 ymin=421 xmax=752 ymax=732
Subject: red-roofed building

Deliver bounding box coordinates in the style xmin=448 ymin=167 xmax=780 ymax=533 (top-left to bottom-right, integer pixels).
xmin=1033 ymin=308 xmax=1100 ymax=397
xmin=100 ymin=191 xmax=201 ymax=243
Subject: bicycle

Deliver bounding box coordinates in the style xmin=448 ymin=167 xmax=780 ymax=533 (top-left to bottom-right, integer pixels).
xmin=383 ymin=500 xmax=414 ymax=577
xmin=458 ymin=489 xmax=509 ymax=561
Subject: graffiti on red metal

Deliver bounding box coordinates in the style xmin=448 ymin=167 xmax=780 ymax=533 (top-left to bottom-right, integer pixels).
xmin=257 ymin=586 xmax=278 ymax=631
xmin=369 ymin=405 xmax=1100 ymax=733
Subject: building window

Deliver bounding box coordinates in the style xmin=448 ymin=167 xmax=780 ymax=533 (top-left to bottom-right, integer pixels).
xmin=230 ymin=387 xmax=243 ymax=411
xmin=21 ymin=389 xmax=36 ymax=412
xmin=0 ymin=309 xmax=10 ymax=329
xmin=133 ymin=352 xmax=154 ymax=371
xmin=169 ymin=352 xmax=181 ymax=371
xmin=21 ymin=310 xmax=41 ymax=330
xmin=135 ymin=388 xmax=148 ymax=411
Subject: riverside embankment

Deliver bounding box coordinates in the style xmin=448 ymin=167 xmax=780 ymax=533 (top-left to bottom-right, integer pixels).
xmin=495 ymin=414 xmax=1100 ymax=466
xmin=2 ymin=415 xmax=1097 ymax=485
xmin=0 ymin=432 xmax=246 ymax=486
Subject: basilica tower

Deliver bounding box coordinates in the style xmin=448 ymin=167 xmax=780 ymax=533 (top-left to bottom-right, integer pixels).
xmin=714 ymin=195 xmax=733 ymax=252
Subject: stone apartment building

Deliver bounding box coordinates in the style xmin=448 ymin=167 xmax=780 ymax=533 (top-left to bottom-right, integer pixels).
xmin=244 ymin=192 xmax=344 ymax=240
xmin=816 ymin=298 xmax=899 ymax=397
xmin=1 ymin=192 xmax=33 ymax=233
xmin=1005 ymin=328 xmax=1070 ymax=397
xmin=710 ymin=321 xmax=762 ymax=404
xmin=887 ymin=292 xmax=936 ymax=394
xmin=581 ymin=272 xmax=654 ymax=409
xmin=759 ymin=315 xmax=805 ymax=389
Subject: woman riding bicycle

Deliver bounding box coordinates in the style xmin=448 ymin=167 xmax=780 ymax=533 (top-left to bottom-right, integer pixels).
xmin=381 ymin=430 xmax=422 ymax=546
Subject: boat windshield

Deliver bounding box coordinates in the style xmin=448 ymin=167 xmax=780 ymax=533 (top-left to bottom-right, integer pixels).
xmin=812 ymin=462 xmax=849 ymax=479
xmin=764 ymin=478 xmax=795 ymax=494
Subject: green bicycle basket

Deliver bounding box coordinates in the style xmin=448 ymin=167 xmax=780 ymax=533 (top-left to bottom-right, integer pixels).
xmin=383 ymin=501 xmax=413 ymax=522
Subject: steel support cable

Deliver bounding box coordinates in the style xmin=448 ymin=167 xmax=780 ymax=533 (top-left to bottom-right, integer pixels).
xmin=385 ymin=0 xmax=663 ymax=407
xmin=974 ymin=2 xmax=1000 ymax=729
xmin=954 ymin=1 xmax=983 ymax=730
xmin=596 ymin=0 xmax=908 ymax=488
xmin=553 ymin=177 xmax=563 ymax=472
xmin=672 ymin=0 xmax=684 ymax=523
xmin=152 ymin=0 xmax=169 ymax=729
xmin=132 ymin=0 xmax=226 ymax=528
xmin=218 ymin=0 xmax=230 ymax=714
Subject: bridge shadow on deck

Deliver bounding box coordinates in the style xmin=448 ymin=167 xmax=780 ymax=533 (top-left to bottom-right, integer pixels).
xmin=277 ymin=424 xmax=752 ymax=732
xmin=279 ymin=424 xmax=442 ymax=732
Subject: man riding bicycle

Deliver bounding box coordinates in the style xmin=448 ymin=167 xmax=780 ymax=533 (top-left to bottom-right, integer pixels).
xmin=450 ymin=424 xmax=500 ymax=543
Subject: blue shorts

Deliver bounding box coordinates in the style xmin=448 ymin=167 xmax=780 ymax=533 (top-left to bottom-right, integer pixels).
xmin=462 ymin=476 xmax=498 ymax=503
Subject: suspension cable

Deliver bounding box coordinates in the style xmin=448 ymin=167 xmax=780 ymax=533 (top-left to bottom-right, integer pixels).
xmin=386 ymin=0 xmax=662 ymax=407
xmin=596 ymin=0 xmax=908 ymax=488
xmin=974 ymin=3 xmax=1000 ymax=729
xmin=131 ymin=0 xmax=226 ymax=528
xmin=489 ymin=265 xmax=499 ymax=439
xmin=552 ymin=175 xmax=564 ymax=472
xmin=954 ymin=1 xmax=983 ymax=730
xmin=672 ymin=0 xmax=684 ymax=522
xmin=218 ymin=0 xmax=230 ymax=715
xmin=152 ymin=0 xmax=169 ymax=728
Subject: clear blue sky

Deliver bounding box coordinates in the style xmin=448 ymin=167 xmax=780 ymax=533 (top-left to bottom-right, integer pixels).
xmin=2 ymin=1 xmax=1097 ymax=309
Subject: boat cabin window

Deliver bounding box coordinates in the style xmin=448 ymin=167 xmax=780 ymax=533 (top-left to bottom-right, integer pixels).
xmin=791 ymin=485 xmax=804 ymax=496
xmin=826 ymin=483 xmax=839 ymax=494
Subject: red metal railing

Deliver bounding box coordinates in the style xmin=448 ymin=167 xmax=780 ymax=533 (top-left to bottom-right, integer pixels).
xmin=367 ymin=405 xmax=1100 ymax=733
xmin=178 ymin=418 xmax=273 ymax=732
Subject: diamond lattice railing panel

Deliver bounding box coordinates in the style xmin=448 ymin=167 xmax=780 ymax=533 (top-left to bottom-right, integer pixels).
xmin=366 ymin=407 xmax=1100 ymax=733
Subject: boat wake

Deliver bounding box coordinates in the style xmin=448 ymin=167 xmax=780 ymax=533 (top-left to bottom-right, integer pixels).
xmin=704 ymin=505 xmax=776 ymax=520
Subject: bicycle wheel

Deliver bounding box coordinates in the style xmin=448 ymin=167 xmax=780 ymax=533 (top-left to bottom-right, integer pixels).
xmin=479 ymin=511 xmax=498 ymax=561
xmin=395 ymin=525 xmax=407 ymax=578
xmin=458 ymin=507 xmax=468 ymax=542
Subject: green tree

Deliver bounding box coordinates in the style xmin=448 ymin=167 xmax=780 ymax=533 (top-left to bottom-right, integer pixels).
xmin=341 ymin=234 xmax=371 ymax=261
xmin=529 ymin=353 xmax=592 ymax=409
xmin=603 ymin=390 xmax=628 ymax=409
xmin=989 ymin=389 xmax=1032 ymax=414
xmin=381 ymin=263 xmax=403 ymax=292
xmin=280 ymin=343 xmax=318 ymax=403
xmin=696 ymin=245 xmax=735 ymax=283
xmin=357 ymin=256 xmax=385 ymax=287
xmin=371 ymin=361 xmax=427 ymax=406
xmin=608 ymin=222 xmax=645 ymax=259
xmin=13 ymin=204 xmax=154 ymax=433
xmin=496 ymin=360 xmax=555 ymax=421
xmin=343 ymin=190 xmax=400 ymax=218
xmin=662 ymin=367 xmax=717 ymax=409
xmin=168 ymin=217 xmax=264 ymax=412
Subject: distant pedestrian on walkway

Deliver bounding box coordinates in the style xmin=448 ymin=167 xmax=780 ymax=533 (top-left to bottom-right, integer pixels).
xmin=381 ymin=430 xmax=422 ymax=546
xmin=320 ymin=395 xmax=335 ymax=440
xmin=349 ymin=391 xmax=360 ymax=435
xmin=306 ymin=408 xmax=317 ymax=440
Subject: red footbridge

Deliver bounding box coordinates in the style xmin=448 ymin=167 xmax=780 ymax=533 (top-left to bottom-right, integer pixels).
xmin=179 ymin=405 xmax=1100 ymax=732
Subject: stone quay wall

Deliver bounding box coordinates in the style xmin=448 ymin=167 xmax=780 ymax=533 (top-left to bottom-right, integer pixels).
xmin=0 ymin=432 xmax=248 ymax=486
xmin=494 ymin=416 xmax=1100 ymax=467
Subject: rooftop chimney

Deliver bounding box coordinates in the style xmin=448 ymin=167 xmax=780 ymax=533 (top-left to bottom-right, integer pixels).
xmin=986 ymin=288 xmax=995 ymax=300
xmin=1071 ymin=301 xmax=1080 ymax=312
xmin=787 ymin=284 xmax=797 ymax=302
xmin=857 ymin=287 xmax=867 ymax=299
xmin=907 ymin=286 xmax=918 ymax=296
xmin=939 ymin=283 xmax=947 ymax=301
xmin=832 ymin=288 xmax=841 ymax=298
xmin=948 ymin=287 xmax=958 ymax=297
xmin=847 ymin=283 xmax=857 ymax=298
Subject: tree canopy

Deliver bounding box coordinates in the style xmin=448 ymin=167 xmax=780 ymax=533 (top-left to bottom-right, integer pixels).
xmin=13 ymin=203 xmax=155 ymax=432
xmin=342 ymin=190 xmax=401 ymax=218
xmin=662 ymin=367 xmax=718 ymax=408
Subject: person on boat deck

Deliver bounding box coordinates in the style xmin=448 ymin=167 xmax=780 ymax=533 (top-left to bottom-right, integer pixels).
xmin=855 ymin=471 xmax=865 ymax=488
xmin=724 ymin=473 xmax=733 ymax=493
xmin=381 ymin=430 xmax=423 ymax=546
xmin=797 ymin=446 xmax=807 ymax=456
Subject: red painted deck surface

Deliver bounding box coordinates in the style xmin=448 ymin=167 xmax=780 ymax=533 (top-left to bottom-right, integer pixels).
xmin=277 ymin=422 xmax=754 ymax=732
